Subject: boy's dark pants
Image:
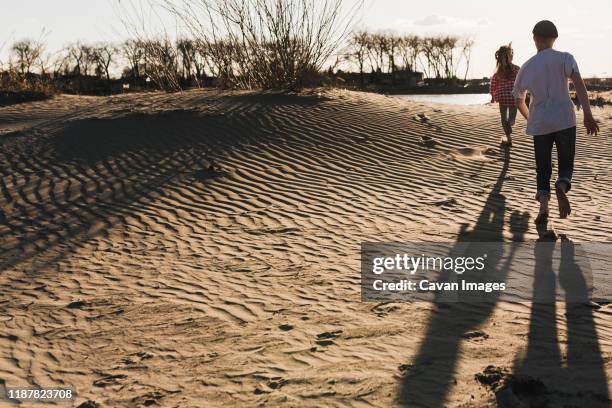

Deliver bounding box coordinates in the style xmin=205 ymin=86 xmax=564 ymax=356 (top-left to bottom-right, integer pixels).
xmin=533 ymin=126 xmax=576 ymax=200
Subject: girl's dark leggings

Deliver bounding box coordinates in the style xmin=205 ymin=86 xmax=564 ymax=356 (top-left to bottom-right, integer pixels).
xmin=499 ymin=105 xmax=518 ymax=133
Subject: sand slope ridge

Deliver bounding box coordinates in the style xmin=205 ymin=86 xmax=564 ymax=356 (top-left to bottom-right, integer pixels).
xmin=0 ymin=89 xmax=610 ymax=407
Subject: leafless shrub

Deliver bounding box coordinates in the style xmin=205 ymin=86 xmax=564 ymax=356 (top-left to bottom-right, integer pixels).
xmin=115 ymin=0 xmax=184 ymax=91
xmin=161 ymin=0 xmax=361 ymax=90
xmin=199 ymin=39 xmax=235 ymax=88
xmin=141 ymin=38 xmax=182 ymax=91
xmin=0 ymin=38 xmax=56 ymax=102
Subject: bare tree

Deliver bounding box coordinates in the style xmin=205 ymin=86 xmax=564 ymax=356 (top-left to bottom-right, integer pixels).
xmin=370 ymin=33 xmax=387 ymax=73
xmin=400 ymin=35 xmax=421 ymax=72
xmin=92 ymin=43 xmax=118 ymax=80
xmin=122 ymin=39 xmax=145 ymax=78
xmin=48 ymin=49 xmax=69 ymax=77
xmin=385 ymin=33 xmax=401 ymax=82
xmin=346 ymin=30 xmax=369 ymax=86
xmin=192 ymin=41 xmax=207 ymax=83
xmin=433 ymin=35 xmax=461 ymax=79
xmin=459 ymin=38 xmax=474 ymax=81
xmin=418 ymin=37 xmax=433 ymax=78
xmin=421 ymin=36 xmax=447 ymax=79
xmin=10 ymin=39 xmax=44 ymax=76
xmin=343 ymin=30 xmax=474 ymax=83
xmin=65 ymin=43 xmax=95 ymax=75
xmin=36 ymin=50 xmax=55 ymax=76
xmin=176 ymin=38 xmax=197 ymax=82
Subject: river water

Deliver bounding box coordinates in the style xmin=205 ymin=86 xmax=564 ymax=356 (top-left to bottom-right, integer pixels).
xmin=397 ymin=93 xmax=491 ymax=105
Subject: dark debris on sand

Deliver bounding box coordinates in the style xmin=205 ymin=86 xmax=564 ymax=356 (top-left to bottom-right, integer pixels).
xmin=475 ymin=365 xmax=549 ymax=408
xmin=76 ymin=401 xmax=100 ymax=408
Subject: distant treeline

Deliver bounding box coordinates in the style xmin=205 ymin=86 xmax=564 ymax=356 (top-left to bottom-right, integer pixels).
xmin=2 ymin=1 xmax=610 ymax=101
xmin=341 ymin=31 xmax=475 ymax=86
xmin=0 ymin=38 xmax=216 ymax=95
xmin=0 ymin=33 xmax=473 ymax=98
xmin=0 ymin=1 xmax=481 ymax=97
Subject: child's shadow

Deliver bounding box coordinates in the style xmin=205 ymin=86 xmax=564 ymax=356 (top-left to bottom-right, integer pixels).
xmin=509 ymin=230 xmax=609 ymax=407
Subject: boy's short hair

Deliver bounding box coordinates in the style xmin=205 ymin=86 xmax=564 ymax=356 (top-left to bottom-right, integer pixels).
xmin=533 ymin=20 xmax=558 ymax=39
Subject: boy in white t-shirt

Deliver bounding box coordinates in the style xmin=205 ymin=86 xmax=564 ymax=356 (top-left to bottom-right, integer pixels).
xmin=513 ymin=20 xmax=599 ymax=224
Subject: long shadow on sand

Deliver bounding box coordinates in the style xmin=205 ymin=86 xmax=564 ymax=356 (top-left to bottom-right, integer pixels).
xmin=510 ymin=228 xmax=609 ymax=407
xmin=397 ymin=147 xmax=526 ymax=406
xmin=397 ymin=148 xmax=609 ymax=406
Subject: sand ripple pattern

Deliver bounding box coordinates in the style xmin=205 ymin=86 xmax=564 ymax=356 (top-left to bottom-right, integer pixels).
xmin=0 ymin=90 xmax=610 ymax=407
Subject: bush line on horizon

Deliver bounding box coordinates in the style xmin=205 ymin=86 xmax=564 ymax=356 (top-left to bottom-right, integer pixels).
xmin=0 ymin=34 xmax=472 ymax=95
xmin=2 ymin=1 xmax=610 ymax=97
xmin=343 ymin=31 xmax=474 ymax=86
xmin=1 ymin=1 xmax=471 ymax=94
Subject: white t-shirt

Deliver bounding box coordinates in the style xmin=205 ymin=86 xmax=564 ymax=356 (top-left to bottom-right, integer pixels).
xmin=512 ymin=48 xmax=579 ymax=136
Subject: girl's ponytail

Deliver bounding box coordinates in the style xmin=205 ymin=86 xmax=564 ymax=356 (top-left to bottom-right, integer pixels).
xmin=495 ymin=43 xmax=514 ymax=79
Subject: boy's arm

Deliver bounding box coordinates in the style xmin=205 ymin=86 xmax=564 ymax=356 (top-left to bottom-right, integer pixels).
xmin=512 ymin=66 xmax=528 ymax=119
xmin=516 ymin=97 xmax=529 ymax=120
xmin=570 ymin=71 xmax=599 ymax=135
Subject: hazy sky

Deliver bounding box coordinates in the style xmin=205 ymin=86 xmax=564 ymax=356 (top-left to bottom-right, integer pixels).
xmin=1 ymin=0 xmax=610 ymax=78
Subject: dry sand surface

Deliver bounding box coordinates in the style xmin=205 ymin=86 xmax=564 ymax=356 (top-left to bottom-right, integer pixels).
xmin=0 ymin=89 xmax=610 ymax=407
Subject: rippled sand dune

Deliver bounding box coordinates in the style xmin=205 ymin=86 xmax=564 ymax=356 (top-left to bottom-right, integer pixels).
xmin=0 ymin=89 xmax=610 ymax=407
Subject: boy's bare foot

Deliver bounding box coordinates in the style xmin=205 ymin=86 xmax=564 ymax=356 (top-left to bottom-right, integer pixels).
xmin=555 ymin=184 xmax=571 ymax=219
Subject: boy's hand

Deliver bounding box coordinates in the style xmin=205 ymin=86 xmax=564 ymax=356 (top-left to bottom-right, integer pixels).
xmin=584 ymin=114 xmax=599 ymax=135
xmin=516 ymin=98 xmax=529 ymax=120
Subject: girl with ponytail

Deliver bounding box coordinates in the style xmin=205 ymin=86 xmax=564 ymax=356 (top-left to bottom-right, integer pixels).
xmin=490 ymin=43 xmax=520 ymax=146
